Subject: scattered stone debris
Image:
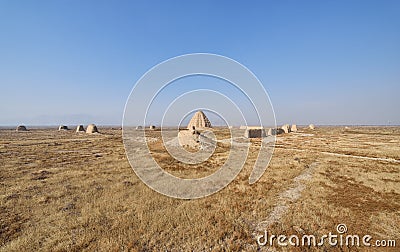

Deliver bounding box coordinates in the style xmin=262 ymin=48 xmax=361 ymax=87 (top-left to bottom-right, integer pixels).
xmin=31 ymin=170 xmax=52 ymax=180
xmin=61 ymin=203 xmax=76 ymax=211
xmin=123 ymin=181 xmax=135 ymax=186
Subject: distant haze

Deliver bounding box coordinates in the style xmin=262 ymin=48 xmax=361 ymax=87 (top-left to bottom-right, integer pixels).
xmin=1 ymin=1 xmax=399 ymax=126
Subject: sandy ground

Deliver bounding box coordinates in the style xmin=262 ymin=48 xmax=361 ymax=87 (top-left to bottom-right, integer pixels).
xmin=1 ymin=126 xmax=399 ymax=251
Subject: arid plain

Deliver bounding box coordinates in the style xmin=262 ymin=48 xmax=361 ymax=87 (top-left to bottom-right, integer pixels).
xmin=1 ymin=126 xmax=399 ymax=251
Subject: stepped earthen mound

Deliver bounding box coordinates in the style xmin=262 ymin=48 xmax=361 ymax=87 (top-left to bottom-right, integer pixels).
xmin=86 ymin=124 xmax=99 ymax=134
xmin=187 ymin=110 xmax=211 ymax=130
xmin=178 ymin=130 xmax=200 ymax=149
xmin=268 ymin=128 xmax=285 ymax=135
xmin=58 ymin=125 xmax=68 ymax=131
xmin=16 ymin=125 xmax=28 ymax=131
xmin=244 ymin=128 xmax=266 ymax=138
xmin=76 ymin=125 xmax=85 ymax=132
xmin=281 ymin=124 xmax=291 ymax=133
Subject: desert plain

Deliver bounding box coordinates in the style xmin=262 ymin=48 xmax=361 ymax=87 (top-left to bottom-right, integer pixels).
xmin=1 ymin=126 xmax=399 ymax=251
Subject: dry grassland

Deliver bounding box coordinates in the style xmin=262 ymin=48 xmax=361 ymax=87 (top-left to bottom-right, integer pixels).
xmin=1 ymin=126 xmax=399 ymax=251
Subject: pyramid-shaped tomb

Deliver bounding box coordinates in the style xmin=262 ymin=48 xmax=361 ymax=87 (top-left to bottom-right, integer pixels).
xmin=187 ymin=110 xmax=212 ymax=129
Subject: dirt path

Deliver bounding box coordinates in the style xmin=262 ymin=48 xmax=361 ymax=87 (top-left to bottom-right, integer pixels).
xmin=319 ymin=151 xmax=400 ymax=163
xmin=277 ymin=147 xmax=400 ymax=163
xmin=254 ymin=161 xmax=319 ymax=233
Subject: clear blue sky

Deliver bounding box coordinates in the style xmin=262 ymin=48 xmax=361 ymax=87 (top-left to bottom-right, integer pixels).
xmin=1 ymin=0 xmax=399 ymax=126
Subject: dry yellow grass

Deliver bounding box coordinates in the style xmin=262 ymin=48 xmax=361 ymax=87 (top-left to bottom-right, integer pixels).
xmin=1 ymin=126 xmax=399 ymax=251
